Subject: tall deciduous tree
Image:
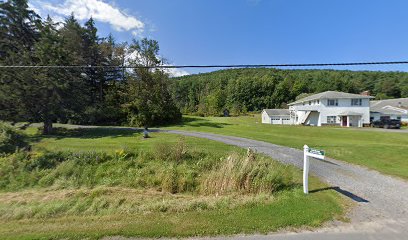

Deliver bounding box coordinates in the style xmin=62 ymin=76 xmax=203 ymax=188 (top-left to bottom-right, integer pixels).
xmin=124 ymin=38 xmax=181 ymax=127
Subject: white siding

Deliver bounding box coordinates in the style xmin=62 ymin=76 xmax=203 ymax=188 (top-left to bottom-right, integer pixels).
xmin=261 ymin=111 xmax=271 ymax=124
xmin=371 ymin=112 xmax=381 ymax=121
xmin=261 ymin=110 xmax=293 ymax=125
xmin=290 ymin=98 xmax=370 ymax=127
xmin=305 ymin=112 xmax=320 ymax=126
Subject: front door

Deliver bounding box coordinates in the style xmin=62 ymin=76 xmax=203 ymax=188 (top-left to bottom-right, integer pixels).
xmin=342 ymin=116 xmax=348 ymax=127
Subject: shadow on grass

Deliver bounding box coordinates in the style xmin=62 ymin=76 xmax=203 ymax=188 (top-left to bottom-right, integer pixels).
xmin=318 ymin=159 xmax=340 ymax=166
xmin=176 ymin=116 xmax=232 ymax=128
xmin=310 ymin=186 xmax=369 ymax=203
xmin=29 ymin=127 xmax=141 ymax=143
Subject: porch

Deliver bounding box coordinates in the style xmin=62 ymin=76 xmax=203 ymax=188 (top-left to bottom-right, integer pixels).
xmin=338 ymin=111 xmax=363 ymax=127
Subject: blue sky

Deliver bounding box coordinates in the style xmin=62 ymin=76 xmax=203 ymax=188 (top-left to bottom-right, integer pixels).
xmin=29 ymin=0 xmax=408 ymax=75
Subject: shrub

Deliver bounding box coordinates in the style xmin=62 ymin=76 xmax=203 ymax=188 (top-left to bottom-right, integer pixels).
xmin=0 ymin=122 xmax=27 ymax=154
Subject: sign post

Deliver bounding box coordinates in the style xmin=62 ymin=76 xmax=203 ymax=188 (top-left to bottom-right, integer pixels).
xmin=303 ymin=145 xmax=325 ymax=194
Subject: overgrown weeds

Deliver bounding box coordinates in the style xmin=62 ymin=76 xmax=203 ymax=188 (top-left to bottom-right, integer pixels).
xmin=0 ymin=136 xmax=300 ymax=201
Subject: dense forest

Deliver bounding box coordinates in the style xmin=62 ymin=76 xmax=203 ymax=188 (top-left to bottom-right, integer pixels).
xmin=171 ymin=68 xmax=408 ymax=116
xmin=0 ymin=0 xmax=180 ymax=133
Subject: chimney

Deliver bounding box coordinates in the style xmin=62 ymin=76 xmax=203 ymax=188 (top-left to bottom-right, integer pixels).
xmin=360 ymin=90 xmax=371 ymax=96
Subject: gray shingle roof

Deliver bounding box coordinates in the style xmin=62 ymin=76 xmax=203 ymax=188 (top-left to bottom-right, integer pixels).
xmin=288 ymin=91 xmax=374 ymax=105
xmin=370 ymin=98 xmax=408 ymax=114
xmin=263 ymin=109 xmax=290 ymax=116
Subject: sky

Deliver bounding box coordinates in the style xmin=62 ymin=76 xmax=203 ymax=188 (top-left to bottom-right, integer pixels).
xmin=28 ymin=0 xmax=408 ymax=75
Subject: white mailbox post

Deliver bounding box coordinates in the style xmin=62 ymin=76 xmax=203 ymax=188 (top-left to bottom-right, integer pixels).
xmin=303 ymin=145 xmax=325 ymax=194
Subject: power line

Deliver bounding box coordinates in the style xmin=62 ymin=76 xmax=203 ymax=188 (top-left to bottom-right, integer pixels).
xmin=1 ymin=61 xmax=408 ymax=69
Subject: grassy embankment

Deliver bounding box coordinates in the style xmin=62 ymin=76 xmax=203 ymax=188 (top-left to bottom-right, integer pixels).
xmin=0 ymin=126 xmax=346 ymax=239
xmin=167 ymin=115 xmax=408 ymax=180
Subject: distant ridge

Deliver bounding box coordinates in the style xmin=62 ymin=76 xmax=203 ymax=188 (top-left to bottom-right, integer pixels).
xmin=170 ymin=68 xmax=408 ymax=116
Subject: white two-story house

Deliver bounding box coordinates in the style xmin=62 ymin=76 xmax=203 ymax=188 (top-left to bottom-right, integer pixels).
xmin=287 ymin=91 xmax=374 ymax=127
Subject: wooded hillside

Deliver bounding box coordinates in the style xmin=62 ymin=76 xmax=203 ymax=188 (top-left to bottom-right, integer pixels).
xmin=170 ymin=68 xmax=408 ymax=116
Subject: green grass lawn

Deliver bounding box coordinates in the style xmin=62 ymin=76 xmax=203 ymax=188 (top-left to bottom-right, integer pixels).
xmin=166 ymin=115 xmax=408 ymax=180
xmin=29 ymin=126 xmax=237 ymax=155
xmin=0 ymin=189 xmax=343 ymax=239
xmin=0 ymin=126 xmax=346 ymax=239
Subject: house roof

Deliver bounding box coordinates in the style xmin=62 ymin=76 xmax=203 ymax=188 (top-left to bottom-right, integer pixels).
xmin=370 ymin=98 xmax=408 ymax=115
xmin=370 ymin=98 xmax=408 ymax=110
xmin=263 ymin=109 xmax=290 ymax=116
xmin=338 ymin=111 xmax=363 ymax=116
xmin=288 ymin=91 xmax=374 ymax=105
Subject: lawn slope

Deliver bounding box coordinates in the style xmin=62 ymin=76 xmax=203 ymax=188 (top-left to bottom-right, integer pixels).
xmin=167 ymin=115 xmax=408 ymax=179
xmin=0 ymin=127 xmax=346 ymax=239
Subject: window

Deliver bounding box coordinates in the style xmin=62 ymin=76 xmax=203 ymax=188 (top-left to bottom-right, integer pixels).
xmin=351 ymin=99 xmax=362 ymax=106
xmin=327 ymin=99 xmax=338 ymax=106
xmin=327 ymin=116 xmax=337 ymax=124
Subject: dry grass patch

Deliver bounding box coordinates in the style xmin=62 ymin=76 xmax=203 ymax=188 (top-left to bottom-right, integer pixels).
xmin=0 ymin=186 xmax=277 ymax=220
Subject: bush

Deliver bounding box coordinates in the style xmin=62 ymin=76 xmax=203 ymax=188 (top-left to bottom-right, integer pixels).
xmin=0 ymin=121 xmax=28 ymax=154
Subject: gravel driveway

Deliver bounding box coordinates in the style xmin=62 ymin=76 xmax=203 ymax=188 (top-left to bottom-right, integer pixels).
xmin=162 ymin=130 xmax=408 ymax=240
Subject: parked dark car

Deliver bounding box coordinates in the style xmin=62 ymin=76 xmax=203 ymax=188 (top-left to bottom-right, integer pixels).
xmin=371 ymin=119 xmax=401 ymax=129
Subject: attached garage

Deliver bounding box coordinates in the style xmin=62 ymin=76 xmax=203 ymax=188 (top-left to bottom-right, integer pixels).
xmin=261 ymin=109 xmax=293 ymax=125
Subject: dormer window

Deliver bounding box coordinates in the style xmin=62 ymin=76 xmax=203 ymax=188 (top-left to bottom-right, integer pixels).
xmin=351 ymin=99 xmax=362 ymax=106
xmin=327 ymin=99 xmax=338 ymax=106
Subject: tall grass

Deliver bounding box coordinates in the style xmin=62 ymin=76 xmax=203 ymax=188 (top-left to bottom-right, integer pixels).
xmin=200 ymin=149 xmax=296 ymax=195
xmin=0 ymin=137 xmax=300 ymax=196
xmin=0 ymin=137 xmax=305 ymax=220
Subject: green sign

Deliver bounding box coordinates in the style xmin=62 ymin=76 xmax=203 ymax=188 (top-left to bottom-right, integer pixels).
xmin=308 ymin=148 xmax=325 ymax=156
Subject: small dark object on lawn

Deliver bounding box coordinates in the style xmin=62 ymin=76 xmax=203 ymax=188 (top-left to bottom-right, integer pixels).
xmin=223 ymin=109 xmax=230 ymax=117
xmin=143 ymin=127 xmax=149 ymax=138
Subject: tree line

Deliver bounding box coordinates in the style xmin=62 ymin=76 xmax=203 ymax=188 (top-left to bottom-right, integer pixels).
xmin=2 ymin=1 xmax=408 ymax=130
xmin=170 ymin=68 xmax=408 ymax=116
xmin=0 ymin=0 xmax=180 ymax=134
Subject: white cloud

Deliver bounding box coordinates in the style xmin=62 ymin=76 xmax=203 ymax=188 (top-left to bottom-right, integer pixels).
xmin=51 ymin=15 xmax=66 ymax=24
xmin=28 ymin=2 xmax=42 ymax=15
xmin=31 ymin=0 xmax=145 ymax=35
xmin=164 ymin=67 xmax=190 ymax=77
